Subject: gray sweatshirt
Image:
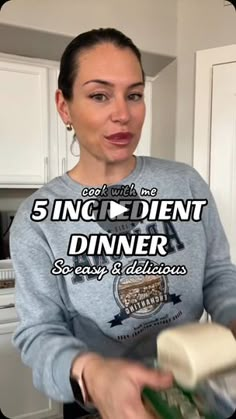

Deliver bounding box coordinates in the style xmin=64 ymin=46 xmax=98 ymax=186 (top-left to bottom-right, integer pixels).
xmin=10 ymin=156 xmax=236 ymax=402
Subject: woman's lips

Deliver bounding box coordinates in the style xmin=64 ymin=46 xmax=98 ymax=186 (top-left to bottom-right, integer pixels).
xmin=104 ymin=132 xmax=133 ymax=144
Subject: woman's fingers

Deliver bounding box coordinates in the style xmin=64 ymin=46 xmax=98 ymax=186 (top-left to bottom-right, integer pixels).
xmin=82 ymin=358 xmax=173 ymax=419
xmin=132 ymin=364 xmax=173 ymax=390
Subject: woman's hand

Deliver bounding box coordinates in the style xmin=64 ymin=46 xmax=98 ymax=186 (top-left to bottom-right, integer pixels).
xmin=82 ymin=356 xmax=173 ymax=419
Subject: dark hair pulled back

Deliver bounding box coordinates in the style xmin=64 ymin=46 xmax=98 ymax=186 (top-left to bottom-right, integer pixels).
xmin=58 ymin=28 xmax=145 ymax=101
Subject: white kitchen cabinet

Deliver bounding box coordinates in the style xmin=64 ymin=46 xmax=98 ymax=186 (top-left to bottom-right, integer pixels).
xmin=0 ymin=60 xmax=49 ymax=188
xmin=0 ymin=298 xmax=62 ymax=419
xmin=0 ymin=53 xmax=153 ymax=187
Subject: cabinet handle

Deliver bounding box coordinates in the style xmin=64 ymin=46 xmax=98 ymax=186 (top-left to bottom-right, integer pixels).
xmin=62 ymin=158 xmax=66 ymax=174
xmin=44 ymin=157 xmax=49 ymax=182
xmin=0 ymin=303 xmax=15 ymax=309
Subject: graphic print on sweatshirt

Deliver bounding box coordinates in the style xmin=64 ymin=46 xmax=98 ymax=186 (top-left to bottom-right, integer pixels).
xmin=109 ymin=258 xmax=182 ymax=327
xmin=69 ymin=220 xmax=186 ymax=332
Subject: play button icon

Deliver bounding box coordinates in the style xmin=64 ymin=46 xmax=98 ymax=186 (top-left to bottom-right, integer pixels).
xmin=94 ymin=184 xmax=142 ymax=234
xmin=109 ymin=201 xmax=129 ymax=219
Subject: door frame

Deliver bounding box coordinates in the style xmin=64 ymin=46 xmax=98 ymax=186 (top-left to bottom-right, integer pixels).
xmin=193 ymin=44 xmax=236 ymax=183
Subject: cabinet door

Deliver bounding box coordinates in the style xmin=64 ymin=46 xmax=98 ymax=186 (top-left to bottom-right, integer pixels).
xmin=0 ymin=321 xmax=62 ymax=419
xmin=0 ymin=61 xmax=49 ymax=187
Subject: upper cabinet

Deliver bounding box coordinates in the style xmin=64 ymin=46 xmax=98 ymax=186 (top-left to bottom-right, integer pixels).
xmin=0 ymin=53 xmax=152 ymax=188
xmin=0 ymin=60 xmax=49 ymax=187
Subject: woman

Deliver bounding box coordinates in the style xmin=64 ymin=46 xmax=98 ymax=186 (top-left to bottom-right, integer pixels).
xmin=10 ymin=28 xmax=236 ymax=419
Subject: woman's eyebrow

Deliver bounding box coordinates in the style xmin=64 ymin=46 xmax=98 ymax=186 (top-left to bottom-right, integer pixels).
xmin=82 ymin=79 xmax=144 ymax=88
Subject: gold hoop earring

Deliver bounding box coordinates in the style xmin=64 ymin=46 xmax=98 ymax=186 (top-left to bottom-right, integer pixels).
xmin=66 ymin=123 xmax=72 ymax=131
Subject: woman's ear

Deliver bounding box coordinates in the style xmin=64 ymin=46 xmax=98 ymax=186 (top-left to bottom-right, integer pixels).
xmin=55 ymin=89 xmax=72 ymax=125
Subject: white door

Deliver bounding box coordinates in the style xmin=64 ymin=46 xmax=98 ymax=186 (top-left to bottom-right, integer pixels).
xmin=210 ymin=62 xmax=236 ymax=263
xmin=0 ymin=60 xmax=49 ymax=187
xmin=194 ymin=46 xmax=236 ymax=265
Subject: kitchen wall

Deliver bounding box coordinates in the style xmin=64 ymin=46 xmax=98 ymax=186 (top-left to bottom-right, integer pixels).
xmin=176 ymin=0 xmax=236 ymax=165
xmin=151 ymin=60 xmax=177 ymax=161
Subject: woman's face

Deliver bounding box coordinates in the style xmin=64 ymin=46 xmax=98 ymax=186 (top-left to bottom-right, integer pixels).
xmin=57 ymin=43 xmax=146 ymax=164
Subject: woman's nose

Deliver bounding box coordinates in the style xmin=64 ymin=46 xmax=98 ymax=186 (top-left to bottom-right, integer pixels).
xmin=111 ymin=98 xmax=131 ymax=124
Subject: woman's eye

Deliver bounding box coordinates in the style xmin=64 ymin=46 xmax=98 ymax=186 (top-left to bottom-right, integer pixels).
xmin=89 ymin=93 xmax=108 ymax=102
xmin=128 ymin=93 xmax=143 ymax=101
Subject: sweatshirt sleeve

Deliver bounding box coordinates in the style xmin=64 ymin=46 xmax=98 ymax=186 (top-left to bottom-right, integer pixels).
xmin=189 ymin=167 xmax=236 ymax=326
xmin=10 ymin=205 xmax=88 ymax=403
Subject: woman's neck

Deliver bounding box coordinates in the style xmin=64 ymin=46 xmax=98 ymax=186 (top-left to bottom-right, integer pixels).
xmin=68 ymin=155 xmax=137 ymax=186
